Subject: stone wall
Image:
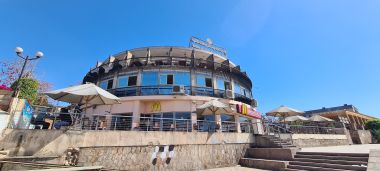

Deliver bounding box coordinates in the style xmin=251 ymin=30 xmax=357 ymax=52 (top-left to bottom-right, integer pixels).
xmin=350 ymin=130 xmax=372 ymax=144
xmin=78 ymin=144 xmax=249 ymax=171
xmin=0 ymin=129 xmax=253 ymax=156
xmin=368 ymin=149 xmax=380 ymax=171
xmin=279 ymin=134 xmax=350 ymax=147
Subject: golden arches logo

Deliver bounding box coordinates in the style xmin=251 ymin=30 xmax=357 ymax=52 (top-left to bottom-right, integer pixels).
xmin=151 ymin=102 xmax=161 ymax=112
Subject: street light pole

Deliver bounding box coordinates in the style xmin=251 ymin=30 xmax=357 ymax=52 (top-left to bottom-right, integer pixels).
xmin=12 ymin=47 xmax=44 ymax=98
xmin=8 ymin=47 xmax=44 ymax=129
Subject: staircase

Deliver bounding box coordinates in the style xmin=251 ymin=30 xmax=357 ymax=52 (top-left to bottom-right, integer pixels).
xmin=259 ymin=135 xmax=297 ymax=148
xmin=285 ymin=152 xmax=369 ymax=171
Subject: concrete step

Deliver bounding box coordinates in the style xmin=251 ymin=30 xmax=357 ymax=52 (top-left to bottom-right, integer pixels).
xmin=294 ymin=157 xmax=368 ymax=166
xmin=289 ymin=161 xmax=367 ymax=171
xmin=239 ymin=158 xmax=288 ymax=171
xmin=297 ymin=152 xmax=369 ymax=158
xmin=294 ymin=154 xmax=368 ymax=162
xmin=288 ymin=164 xmax=356 ymax=171
xmin=284 ymin=168 xmax=307 ymax=171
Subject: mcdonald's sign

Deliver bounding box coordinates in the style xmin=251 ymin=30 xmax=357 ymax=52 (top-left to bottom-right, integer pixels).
xmin=151 ymin=102 xmax=161 ymax=112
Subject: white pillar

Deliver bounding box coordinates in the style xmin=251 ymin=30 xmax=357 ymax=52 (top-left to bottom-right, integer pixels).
xmin=234 ymin=114 xmax=241 ymax=133
xmin=132 ymin=100 xmax=141 ymax=130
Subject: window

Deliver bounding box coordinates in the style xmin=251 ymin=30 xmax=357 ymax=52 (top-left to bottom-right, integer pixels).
xmin=217 ymin=78 xmax=225 ymax=90
xmin=107 ymin=80 xmax=113 ymax=89
xmin=197 ymin=74 xmax=212 ymax=87
xmin=142 ymin=72 xmax=158 ymax=86
xmin=196 ymin=75 xmax=206 ymax=87
xmin=205 ymin=78 xmax=212 ymax=87
xmin=234 ymin=82 xmax=241 ymax=94
xmin=174 ymin=72 xmax=190 ymax=86
xmin=160 ymin=74 xmax=174 ymax=85
xmin=128 ymin=76 xmax=137 ymax=86
xmin=217 ymin=78 xmax=230 ymax=90
xmin=100 ymin=79 xmax=113 ymax=90
xmin=99 ymin=81 xmax=108 ymax=90
xmin=117 ymin=76 xmax=128 ymax=88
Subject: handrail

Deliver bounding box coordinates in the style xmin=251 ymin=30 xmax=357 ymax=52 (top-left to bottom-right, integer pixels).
xmin=107 ymin=85 xmax=254 ymax=104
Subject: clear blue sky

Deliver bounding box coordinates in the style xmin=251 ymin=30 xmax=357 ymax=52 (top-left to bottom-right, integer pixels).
xmin=1 ymin=0 xmax=379 ymax=118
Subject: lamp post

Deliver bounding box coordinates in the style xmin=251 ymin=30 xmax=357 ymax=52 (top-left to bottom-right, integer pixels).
xmin=12 ymin=47 xmax=44 ymax=98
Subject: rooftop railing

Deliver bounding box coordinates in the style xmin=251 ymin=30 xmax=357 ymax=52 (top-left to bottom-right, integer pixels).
xmin=85 ymin=56 xmax=252 ymax=88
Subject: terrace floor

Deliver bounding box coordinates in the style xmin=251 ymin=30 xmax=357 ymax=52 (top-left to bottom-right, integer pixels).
xmin=300 ymin=144 xmax=380 ymax=153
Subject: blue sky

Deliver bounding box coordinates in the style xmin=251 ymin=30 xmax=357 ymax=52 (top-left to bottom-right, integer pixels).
xmin=1 ymin=0 xmax=379 ymax=117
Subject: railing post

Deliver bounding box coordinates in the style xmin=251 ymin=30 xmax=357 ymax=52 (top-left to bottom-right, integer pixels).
xmin=114 ymin=117 xmax=117 ymax=130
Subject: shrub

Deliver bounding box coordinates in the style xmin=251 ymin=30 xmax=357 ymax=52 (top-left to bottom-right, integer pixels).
xmin=365 ymin=119 xmax=380 ymax=130
xmin=11 ymin=78 xmax=39 ymax=104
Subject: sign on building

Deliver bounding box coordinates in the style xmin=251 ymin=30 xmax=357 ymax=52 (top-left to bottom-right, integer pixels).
xmin=189 ymin=36 xmax=228 ymax=57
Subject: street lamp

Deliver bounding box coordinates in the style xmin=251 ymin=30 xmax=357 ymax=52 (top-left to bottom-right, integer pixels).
xmin=12 ymin=46 xmax=44 ymax=97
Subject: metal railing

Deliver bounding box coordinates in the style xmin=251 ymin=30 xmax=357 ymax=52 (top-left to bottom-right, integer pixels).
xmin=289 ymin=125 xmax=345 ymax=134
xmin=14 ymin=112 xmax=259 ymax=133
xmin=107 ymin=86 xmax=254 ymax=105
xmin=87 ymin=56 xmax=252 ymax=85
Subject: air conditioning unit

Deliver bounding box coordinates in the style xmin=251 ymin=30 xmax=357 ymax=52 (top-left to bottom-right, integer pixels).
xmin=172 ymin=85 xmax=185 ymax=95
xmin=225 ymin=89 xmax=233 ymax=99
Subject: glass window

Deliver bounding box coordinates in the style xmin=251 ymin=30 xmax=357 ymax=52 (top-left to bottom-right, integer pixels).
xmin=128 ymin=76 xmax=137 ymax=86
xmin=196 ymin=75 xmax=205 ymax=87
xmin=107 ymin=80 xmax=113 ymax=89
xmin=205 ymin=78 xmax=212 ymax=87
xmin=99 ymin=80 xmax=108 ymax=90
xmin=160 ymin=74 xmax=167 ymax=84
xmin=117 ymin=76 xmax=128 ymax=88
xmin=174 ymin=72 xmax=190 ymax=86
xmin=160 ymin=74 xmax=174 ymax=85
xmin=217 ymin=78 xmax=225 ymax=90
xmin=234 ymin=82 xmax=241 ymax=94
xmin=142 ymin=72 xmax=158 ymax=86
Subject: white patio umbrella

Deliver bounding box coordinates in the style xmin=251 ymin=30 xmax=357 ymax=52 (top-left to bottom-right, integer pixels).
xmin=308 ymin=115 xmax=334 ymax=122
xmin=45 ymin=83 xmax=121 ymax=123
xmin=266 ymin=105 xmax=304 ymax=123
xmin=196 ymin=99 xmax=233 ymax=115
xmin=45 ymin=83 xmax=120 ymax=105
xmin=284 ymin=115 xmax=309 ymax=122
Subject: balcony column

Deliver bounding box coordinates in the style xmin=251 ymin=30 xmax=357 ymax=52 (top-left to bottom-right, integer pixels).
xmin=234 ymin=114 xmax=241 ymax=133
xmin=215 ymin=114 xmax=222 ymax=133
xmin=191 ymin=101 xmax=197 ymax=132
xmin=112 ymin=72 xmax=118 ymax=89
xmin=132 ymin=100 xmax=141 ymax=130
xmin=137 ymin=69 xmax=142 ymax=95
xmin=190 ymin=69 xmax=196 ymax=95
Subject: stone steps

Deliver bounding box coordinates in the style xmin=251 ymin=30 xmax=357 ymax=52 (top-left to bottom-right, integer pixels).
xmin=294 ymin=154 xmax=368 ymax=162
xmin=297 ymin=152 xmax=369 ymax=157
xmin=287 ymin=151 xmax=369 ymax=171
xmin=240 ymin=158 xmax=288 ymax=171
xmin=294 ymin=157 xmax=368 ymax=166
xmin=289 ymin=161 xmax=367 ymax=171
xmin=286 ymin=164 xmax=356 ymax=171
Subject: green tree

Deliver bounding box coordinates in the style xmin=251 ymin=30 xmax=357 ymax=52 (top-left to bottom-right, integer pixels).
xmin=365 ymin=119 xmax=380 ymax=142
xmin=365 ymin=119 xmax=380 ymax=130
xmin=11 ymin=78 xmax=39 ymax=104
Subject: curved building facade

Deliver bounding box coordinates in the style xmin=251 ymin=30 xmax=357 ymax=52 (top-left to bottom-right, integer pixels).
xmin=83 ymin=46 xmax=261 ymax=133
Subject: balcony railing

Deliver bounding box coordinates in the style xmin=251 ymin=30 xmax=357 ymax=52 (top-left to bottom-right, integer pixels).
xmin=20 ymin=112 xmax=257 ymax=133
xmin=107 ymin=86 xmax=254 ymax=105
xmin=85 ymin=56 xmax=252 ymax=88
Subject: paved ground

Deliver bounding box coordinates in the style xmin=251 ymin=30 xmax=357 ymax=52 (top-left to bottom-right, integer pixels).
xmin=301 ymin=144 xmax=380 ymax=153
xmin=200 ymin=166 xmax=268 ymax=171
